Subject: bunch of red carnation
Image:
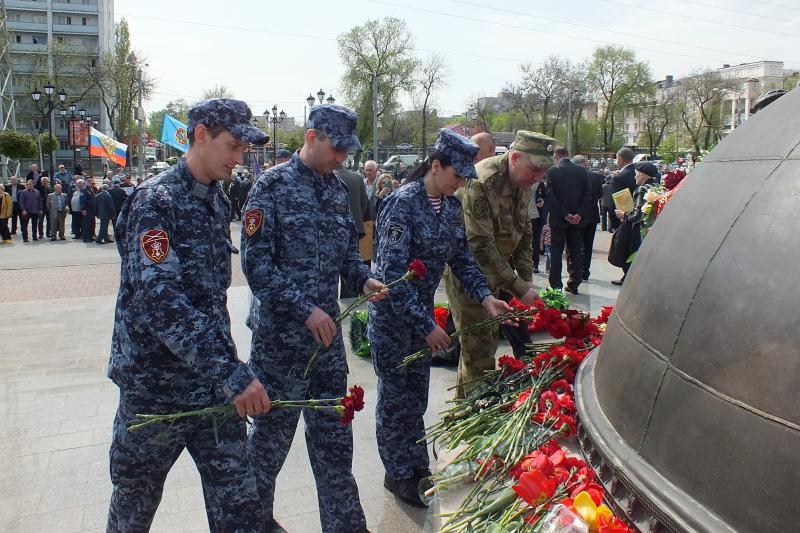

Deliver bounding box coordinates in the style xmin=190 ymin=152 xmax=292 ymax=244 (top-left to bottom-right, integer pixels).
xmin=532 ymin=381 xmax=577 ymax=436
xmin=592 ymin=306 xmax=614 ymax=325
xmin=498 ymin=354 xmax=527 ymax=376
xmin=407 ymin=258 xmax=428 ymax=279
xmin=339 ymin=385 xmax=365 ymax=426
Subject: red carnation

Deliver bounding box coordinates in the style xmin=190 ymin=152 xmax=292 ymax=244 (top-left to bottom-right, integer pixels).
xmin=339 ymin=385 xmax=365 ymax=425
xmin=498 ymin=355 xmax=526 ymax=376
xmin=433 ymin=306 xmax=449 ymax=330
xmin=347 ymin=385 xmax=365 ymax=411
xmin=407 ymin=259 xmax=427 ymax=279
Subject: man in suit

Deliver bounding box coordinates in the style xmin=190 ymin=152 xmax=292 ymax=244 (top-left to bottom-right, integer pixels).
xmin=36 ymin=176 xmax=53 ymax=239
xmin=571 ymin=155 xmax=605 ymax=280
xmin=94 ymin=184 xmax=116 ymax=244
xmin=80 ymin=177 xmax=96 ymax=243
xmin=19 ymin=178 xmax=43 ymax=242
xmin=25 ymin=163 xmax=42 ymax=187
xmin=610 ymin=148 xmax=637 ymax=286
xmin=335 ymin=163 xmax=372 ymax=297
xmin=545 ymin=147 xmax=593 ymax=294
xmin=46 ymin=182 xmax=69 ymax=240
xmin=108 ymin=179 xmax=128 ymax=231
xmin=69 ymin=178 xmax=84 ymax=239
xmin=6 ymin=175 xmax=23 ymax=235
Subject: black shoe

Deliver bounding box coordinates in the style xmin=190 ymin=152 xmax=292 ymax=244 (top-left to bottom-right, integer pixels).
xmin=611 ymin=279 xmax=624 ymax=286
xmin=582 ymin=274 xmax=590 ymax=280
xmin=59 ymin=237 xmax=66 ymax=240
xmin=106 ymin=238 xmax=114 ymax=243
xmin=413 ymin=467 xmax=432 ymax=481
xmin=50 ymin=238 xmax=57 ymax=241
xmin=384 ymin=473 xmax=427 ymax=508
xmin=533 ymin=267 xmax=540 ymax=274
xmin=264 ymin=519 xmax=288 ymax=533
xmin=23 ymin=239 xmax=29 ymax=242
xmin=32 ymin=237 xmax=38 ymax=241
xmin=565 ymin=286 xmax=579 ymax=295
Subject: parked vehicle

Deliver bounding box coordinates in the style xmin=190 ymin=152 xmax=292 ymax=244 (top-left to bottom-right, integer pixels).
xmin=382 ymin=154 xmax=419 ymax=174
xmin=149 ymin=161 xmax=171 ymax=174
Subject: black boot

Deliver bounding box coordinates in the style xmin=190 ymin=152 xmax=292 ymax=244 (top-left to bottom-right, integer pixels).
xmin=265 ymin=518 xmax=288 ymax=533
xmin=384 ymin=473 xmax=428 ymax=508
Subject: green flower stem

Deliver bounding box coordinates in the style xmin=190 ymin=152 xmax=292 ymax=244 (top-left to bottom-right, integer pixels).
xmin=303 ymin=271 xmax=415 ymax=378
xmin=127 ymin=397 xmax=346 ymax=431
xmin=399 ymin=308 xmax=535 ymax=367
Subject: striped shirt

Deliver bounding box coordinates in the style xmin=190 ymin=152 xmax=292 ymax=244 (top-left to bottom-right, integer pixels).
xmin=427 ymin=194 xmax=442 ymax=214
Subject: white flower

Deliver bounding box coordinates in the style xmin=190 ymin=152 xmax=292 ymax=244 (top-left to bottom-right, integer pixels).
xmin=644 ymin=190 xmax=659 ymax=203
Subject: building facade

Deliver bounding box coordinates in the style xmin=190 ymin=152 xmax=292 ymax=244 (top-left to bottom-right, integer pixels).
xmin=3 ymin=0 xmax=114 ymax=174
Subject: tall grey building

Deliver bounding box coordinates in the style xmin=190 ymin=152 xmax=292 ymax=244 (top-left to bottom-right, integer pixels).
xmin=3 ymin=0 xmax=114 ymax=174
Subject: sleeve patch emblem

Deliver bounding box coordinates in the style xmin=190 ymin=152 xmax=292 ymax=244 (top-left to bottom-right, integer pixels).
xmin=386 ymin=222 xmax=406 ymax=245
xmin=471 ymin=197 xmax=489 ymax=220
xmin=244 ymin=208 xmax=264 ymax=237
xmin=141 ymin=229 xmax=170 ymax=264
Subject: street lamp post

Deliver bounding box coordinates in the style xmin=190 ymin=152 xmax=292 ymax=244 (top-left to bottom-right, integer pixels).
xmin=305 ymin=89 xmax=335 ymax=128
xmin=264 ymin=105 xmax=286 ymax=164
xmin=31 ymin=83 xmax=67 ymax=177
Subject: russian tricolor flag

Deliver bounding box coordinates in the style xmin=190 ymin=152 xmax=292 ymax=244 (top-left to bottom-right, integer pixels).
xmin=90 ymin=127 xmax=128 ymax=167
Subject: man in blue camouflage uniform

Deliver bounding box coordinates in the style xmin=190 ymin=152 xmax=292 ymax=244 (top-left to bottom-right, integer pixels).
xmin=106 ymin=98 xmax=272 ymax=532
xmin=367 ymin=129 xmax=512 ymax=507
xmin=241 ymin=104 xmax=387 ymax=533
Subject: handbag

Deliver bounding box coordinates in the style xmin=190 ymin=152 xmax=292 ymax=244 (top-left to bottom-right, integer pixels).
xmin=608 ymin=219 xmax=634 ymax=268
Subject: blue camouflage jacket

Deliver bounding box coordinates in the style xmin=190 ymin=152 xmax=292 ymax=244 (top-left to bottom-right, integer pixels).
xmin=369 ymin=179 xmax=491 ymax=338
xmin=108 ymin=158 xmax=254 ymax=407
xmin=240 ymin=153 xmax=371 ymax=348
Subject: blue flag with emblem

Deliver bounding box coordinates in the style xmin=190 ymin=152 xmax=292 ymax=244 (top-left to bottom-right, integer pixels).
xmin=161 ymin=114 xmax=189 ymax=153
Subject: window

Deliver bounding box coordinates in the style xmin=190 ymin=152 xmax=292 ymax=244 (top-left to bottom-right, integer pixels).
xmin=82 ymin=18 xmax=87 ymax=26
xmin=90 ymin=58 xmax=96 ymax=68
xmin=32 ymin=36 xmax=38 ymax=44
xmin=57 ymin=36 xmax=63 ymax=43
xmin=66 ymin=17 xmax=72 ymax=25
xmin=60 ymin=139 xmax=70 ymax=150
xmin=33 ymin=119 xmax=42 ymax=130
xmin=15 ymin=35 xmax=21 ymax=44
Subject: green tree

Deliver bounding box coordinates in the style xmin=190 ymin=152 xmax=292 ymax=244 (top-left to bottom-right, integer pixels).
xmin=587 ymin=45 xmax=652 ymax=150
xmin=38 ymin=132 xmax=59 ymax=154
xmin=414 ymin=54 xmax=448 ymax=154
xmin=337 ymin=17 xmax=418 ymax=163
xmin=0 ymin=130 xmax=38 ymax=160
xmin=657 ymin=133 xmax=678 ymax=164
xmin=677 ymin=69 xmax=735 ymax=155
xmin=88 ymin=18 xmax=155 ymax=140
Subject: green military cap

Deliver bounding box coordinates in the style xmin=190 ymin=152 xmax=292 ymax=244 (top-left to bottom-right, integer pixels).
xmin=509 ymin=130 xmax=556 ymax=168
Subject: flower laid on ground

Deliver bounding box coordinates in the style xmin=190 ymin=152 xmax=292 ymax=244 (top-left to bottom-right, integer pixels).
xmin=304 ymin=259 xmax=429 ymax=377
xmin=420 ymin=303 xmax=634 ymax=532
xmin=538 ymin=287 xmax=569 ymax=310
xmin=127 ymin=384 xmax=368 ymax=435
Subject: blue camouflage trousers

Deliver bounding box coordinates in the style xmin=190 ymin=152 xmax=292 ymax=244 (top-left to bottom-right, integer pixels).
xmin=246 ymin=335 xmax=367 ymax=533
xmin=106 ymin=398 xmax=263 ymax=533
xmin=370 ymin=325 xmax=431 ymax=481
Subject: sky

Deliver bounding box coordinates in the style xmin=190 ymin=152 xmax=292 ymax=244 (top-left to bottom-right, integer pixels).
xmin=114 ymin=0 xmax=800 ymax=123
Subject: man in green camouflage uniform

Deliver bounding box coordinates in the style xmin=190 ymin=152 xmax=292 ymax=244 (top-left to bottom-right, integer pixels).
xmin=444 ymin=131 xmax=556 ymax=398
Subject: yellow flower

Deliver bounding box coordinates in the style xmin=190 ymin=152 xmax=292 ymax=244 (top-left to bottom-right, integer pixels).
xmin=573 ymin=491 xmax=614 ymax=531
xmin=642 ymin=203 xmax=652 ymax=214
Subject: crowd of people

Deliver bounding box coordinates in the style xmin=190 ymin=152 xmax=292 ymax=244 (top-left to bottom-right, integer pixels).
xmin=0 ymin=163 xmax=141 ymax=245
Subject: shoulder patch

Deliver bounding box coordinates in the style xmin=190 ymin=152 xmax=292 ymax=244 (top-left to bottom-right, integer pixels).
xmin=470 ymin=197 xmax=490 ymax=220
xmin=141 ymin=229 xmax=170 ymax=264
xmin=244 ymin=208 xmax=264 ymax=237
xmin=386 ymin=222 xmax=406 ymax=245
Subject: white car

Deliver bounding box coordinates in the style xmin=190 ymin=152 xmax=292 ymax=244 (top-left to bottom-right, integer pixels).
xmin=149 ymin=161 xmax=172 ymax=174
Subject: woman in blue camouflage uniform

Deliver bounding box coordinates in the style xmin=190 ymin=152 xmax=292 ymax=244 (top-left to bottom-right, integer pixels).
xmin=368 ymin=129 xmax=512 ymax=507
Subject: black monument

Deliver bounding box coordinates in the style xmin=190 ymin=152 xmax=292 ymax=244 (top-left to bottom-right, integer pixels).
xmin=575 ymin=88 xmax=799 ymax=532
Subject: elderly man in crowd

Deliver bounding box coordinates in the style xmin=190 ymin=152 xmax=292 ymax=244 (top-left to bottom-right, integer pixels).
xmin=70 ymin=178 xmax=85 ymax=239
xmin=19 ymin=179 xmax=43 ymax=242
xmin=46 ymin=182 xmax=69 ymax=240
